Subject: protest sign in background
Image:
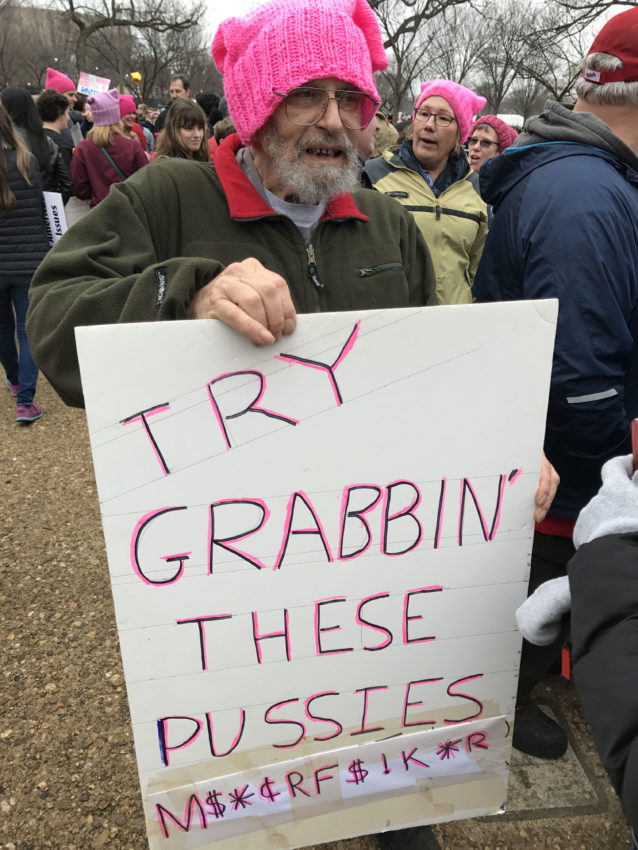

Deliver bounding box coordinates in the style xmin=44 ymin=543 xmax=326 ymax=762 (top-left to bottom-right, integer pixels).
xmin=76 ymin=72 xmax=111 ymax=96
xmin=75 ymin=301 xmax=557 ymax=849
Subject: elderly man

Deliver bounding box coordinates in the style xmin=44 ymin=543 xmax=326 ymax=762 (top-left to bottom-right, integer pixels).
xmin=26 ymin=0 xmax=436 ymax=410
xmin=474 ymin=6 xmax=638 ymax=760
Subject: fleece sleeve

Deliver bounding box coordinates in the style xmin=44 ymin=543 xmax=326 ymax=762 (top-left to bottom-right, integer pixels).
xmin=27 ymin=180 xmax=225 ymax=408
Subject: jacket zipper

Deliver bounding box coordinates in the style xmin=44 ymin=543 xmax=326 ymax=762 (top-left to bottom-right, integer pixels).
xmin=357 ymin=262 xmax=404 ymax=278
xmin=307 ymin=242 xmax=324 ymax=290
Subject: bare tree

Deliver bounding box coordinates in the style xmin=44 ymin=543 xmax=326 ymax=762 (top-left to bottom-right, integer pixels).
xmin=52 ymin=0 xmax=206 ymax=74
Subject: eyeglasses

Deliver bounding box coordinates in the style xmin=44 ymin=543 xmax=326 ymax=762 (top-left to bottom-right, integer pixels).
xmin=467 ymin=136 xmax=499 ymax=150
xmin=413 ymin=109 xmax=457 ymax=128
xmin=273 ymin=87 xmax=379 ymax=130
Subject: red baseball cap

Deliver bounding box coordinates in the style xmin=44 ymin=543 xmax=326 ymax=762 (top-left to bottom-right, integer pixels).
xmin=583 ymin=7 xmax=638 ymax=84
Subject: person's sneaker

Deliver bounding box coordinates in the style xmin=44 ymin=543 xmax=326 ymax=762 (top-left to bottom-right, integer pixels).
xmin=513 ymin=704 xmax=568 ymax=759
xmin=16 ymin=403 xmax=42 ymax=424
xmin=6 ymin=379 xmax=18 ymax=397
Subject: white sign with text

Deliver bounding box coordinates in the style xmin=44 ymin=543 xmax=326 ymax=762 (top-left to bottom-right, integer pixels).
xmin=75 ymin=301 xmax=557 ymax=849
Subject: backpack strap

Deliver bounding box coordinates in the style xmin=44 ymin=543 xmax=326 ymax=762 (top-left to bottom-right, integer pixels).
xmin=100 ymin=147 xmax=126 ymax=181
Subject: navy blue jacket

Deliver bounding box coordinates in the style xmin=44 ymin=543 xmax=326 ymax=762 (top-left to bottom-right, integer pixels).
xmin=474 ymin=131 xmax=638 ymax=519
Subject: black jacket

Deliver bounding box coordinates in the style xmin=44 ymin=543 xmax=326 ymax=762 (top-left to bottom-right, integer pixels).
xmin=569 ymin=532 xmax=638 ymax=833
xmin=0 ymin=150 xmax=49 ymax=277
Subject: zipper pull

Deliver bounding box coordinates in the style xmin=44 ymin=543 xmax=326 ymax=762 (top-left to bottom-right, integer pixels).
xmin=307 ymin=243 xmax=324 ymax=290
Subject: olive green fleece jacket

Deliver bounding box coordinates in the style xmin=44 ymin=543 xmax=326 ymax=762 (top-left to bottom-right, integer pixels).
xmin=27 ymin=136 xmax=436 ymax=408
xmin=365 ymin=147 xmax=488 ymax=305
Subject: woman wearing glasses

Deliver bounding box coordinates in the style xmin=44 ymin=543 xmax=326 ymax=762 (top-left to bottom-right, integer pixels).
xmin=365 ymin=79 xmax=489 ymax=305
xmin=467 ymin=115 xmax=517 ymax=174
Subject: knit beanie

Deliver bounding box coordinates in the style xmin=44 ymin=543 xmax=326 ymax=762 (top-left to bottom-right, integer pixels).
xmin=88 ymin=89 xmax=121 ymax=126
xmin=415 ymin=80 xmax=487 ymax=144
xmin=469 ymin=114 xmax=517 ymax=152
xmin=212 ymin=0 xmax=388 ymax=144
xmin=45 ymin=67 xmax=76 ymax=95
xmin=119 ymin=94 xmax=137 ymax=117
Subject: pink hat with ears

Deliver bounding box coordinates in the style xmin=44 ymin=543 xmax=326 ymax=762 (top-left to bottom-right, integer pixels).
xmin=415 ymin=79 xmax=487 ymax=144
xmin=212 ymin=0 xmax=388 ymax=144
xmin=45 ymin=67 xmax=76 ymax=94
xmin=119 ymin=94 xmax=137 ymax=117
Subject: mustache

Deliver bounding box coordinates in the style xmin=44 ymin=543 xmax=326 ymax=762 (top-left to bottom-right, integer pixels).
xmin=295 ymin=131 xmax=355 ymax=156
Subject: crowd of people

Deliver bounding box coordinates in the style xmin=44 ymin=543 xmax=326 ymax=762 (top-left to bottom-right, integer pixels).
xmin=2 ymin=0 xmax=638 ymax=846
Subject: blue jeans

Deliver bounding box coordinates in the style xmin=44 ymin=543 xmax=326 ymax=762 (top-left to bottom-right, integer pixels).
xmin=0 ymin=275 xmax=38 ymax=406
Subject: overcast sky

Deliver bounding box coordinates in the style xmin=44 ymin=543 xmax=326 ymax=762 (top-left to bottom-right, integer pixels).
xmin=204 ymin=0 xmax=261 ymax=38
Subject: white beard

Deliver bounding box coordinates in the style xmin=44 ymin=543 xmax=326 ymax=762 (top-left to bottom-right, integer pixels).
xmin=261 ymin=128 xmax=362 ymax=205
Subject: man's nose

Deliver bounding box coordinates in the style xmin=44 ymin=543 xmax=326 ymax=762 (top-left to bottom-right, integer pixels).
xmin=316 ymin=95 xmax=345 ymax=132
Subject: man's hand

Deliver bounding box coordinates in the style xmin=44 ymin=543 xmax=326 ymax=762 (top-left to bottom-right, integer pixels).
xmin=189 ymin=258 xmax=297 ymax=345
xmin=534 ymin=452 xmax=560 ymax=523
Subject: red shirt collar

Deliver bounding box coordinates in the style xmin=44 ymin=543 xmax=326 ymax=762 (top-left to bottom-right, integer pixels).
xmin=213 ymin=134 xmax=369 ymax=223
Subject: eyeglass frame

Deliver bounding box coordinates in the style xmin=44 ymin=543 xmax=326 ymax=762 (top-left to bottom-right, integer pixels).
xmin=412 ymin=108 xmax=458 ymax=128
xmin=467 ymin=136 xmax=500 ymax=150
xmin=272 ymin=86 xmax=379 ymax=130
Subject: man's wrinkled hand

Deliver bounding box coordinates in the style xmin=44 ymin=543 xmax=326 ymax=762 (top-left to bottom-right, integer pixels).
xmin=189 ymin=258 xmax=297 ymax=345
xmin=534 ymin=452 xmax=560 ymax=523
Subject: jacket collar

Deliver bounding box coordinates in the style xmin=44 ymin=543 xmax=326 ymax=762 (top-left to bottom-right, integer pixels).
xmin=214 ymin=134 xmax=369 ymax=223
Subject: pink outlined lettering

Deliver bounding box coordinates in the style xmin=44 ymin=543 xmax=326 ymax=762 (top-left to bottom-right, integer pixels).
xmin=508 ymin=467 xmax=522 ymax=485
xmin=130 ymin=506 xmax=188 ymax=586
xmin=274 ymin=490 xmax=334 ymax=570
xmin=350 ymin=685 xmax=387 ymax=736
xmin=381 ymin=480 xmax=423 ymax=556
xmin=465 ymin=731 xmax=489 ymax=753
xmin=356 ymin=593 xmax=393 ymax=651
xmin=205 ymin=709 xmax=246 ymax=756
xmin=156 ymin=794 xmax=206 ymax=838
xmin=121 ymin=403 xmax=171 ymax=476
xmin=401 ymin=747 xmax=429 ymax=771
xmin=276 ymin=320 xmax=361 ymax=406
xmin=157 ymin=715 xmax=202 ymax=767
xmin=304 ymin=691 xmax=343 ymax=742
xmin=444 ymin=673 xmax=485 ymax=724
xmin=264 ymin=698 xmax=306 ymax=749
xmin=252 ymin=609 xmax=291 ymax=663
xmin=314 ymin=597 xmax=353 ymax=656
xmin=381 ymin=753 xmax=391 ymax=774
xmin=314 ymin=763 xmax=338 ymax=795
xmin=434 ymin=477 xmax=447 ymax=549
xmin=208 ymin=498 xmax=270 ymax=574
xmin=338 ymin=484 xmax=382 ymax=560
xmin=175 ymin=614 xmax=232 ymax=671
xmin=402 ymin=679 xmax=442 ymax=728
xmin=402 ymin=586 xmax=443 ymax=645
xmin=457 ymin=475 xmax=507 ymax=545
xmin=285 ymin=770 xmax=311 ymax=798
xmin=259 ymin=776 xmax=281 ymax=803
xmin=207 ymin=370 xmax=298 ymax=451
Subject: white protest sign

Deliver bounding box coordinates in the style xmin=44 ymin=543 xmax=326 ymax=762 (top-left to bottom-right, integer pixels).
xmin=75 ymin=301 xmax=557 ymax=849
xmin=76 ymin=71 xmax=111 ymax=95
xmin=42 ymin=191 xmax=67 ymax=246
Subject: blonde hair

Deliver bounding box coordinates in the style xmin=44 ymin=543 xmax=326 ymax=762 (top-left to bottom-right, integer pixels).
xmin=88 ymin=122 xmax=126 ymax=147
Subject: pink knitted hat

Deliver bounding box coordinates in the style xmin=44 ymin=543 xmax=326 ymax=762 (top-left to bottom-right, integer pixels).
xmin=212 ymin=0 xmax=388 ymax=144
xmin=469 ymin=114 xmax=517 ymax=152
xmin=87 ymin=89 xmax=121 ymax=126
xmin=119 ymin=94 xmax=137 ymax=117
xmin=415 ymin=80 xmax=487 ymax=144
xmin=45 ymin=67 xmax=76 ymax=95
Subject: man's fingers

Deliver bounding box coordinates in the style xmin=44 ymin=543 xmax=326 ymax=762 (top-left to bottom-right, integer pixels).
xmin=214 ymin=298 xmax=276 ymax=345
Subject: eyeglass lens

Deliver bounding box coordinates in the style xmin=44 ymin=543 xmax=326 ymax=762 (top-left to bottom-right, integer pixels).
xmin=414 ymin=111 xmax=455 ymax=127
xmin=284 ymin=87 xmax=375 ymax=130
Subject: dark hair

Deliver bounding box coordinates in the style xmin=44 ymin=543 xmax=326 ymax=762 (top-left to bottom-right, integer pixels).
xmin=170 ymin=75 xmax=191 ymax=93
xmin=37 ymin=89 xmax=70 ymax=123
xmin=0 ymin=101 xmax=34 ymax=208
xmin=0 ymin=86 xmax=49 ymax=172
xmin=154 ymin=98 xmax=209 ymax=162
xmin=195 ymin=92 xmax=223 ymax=127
